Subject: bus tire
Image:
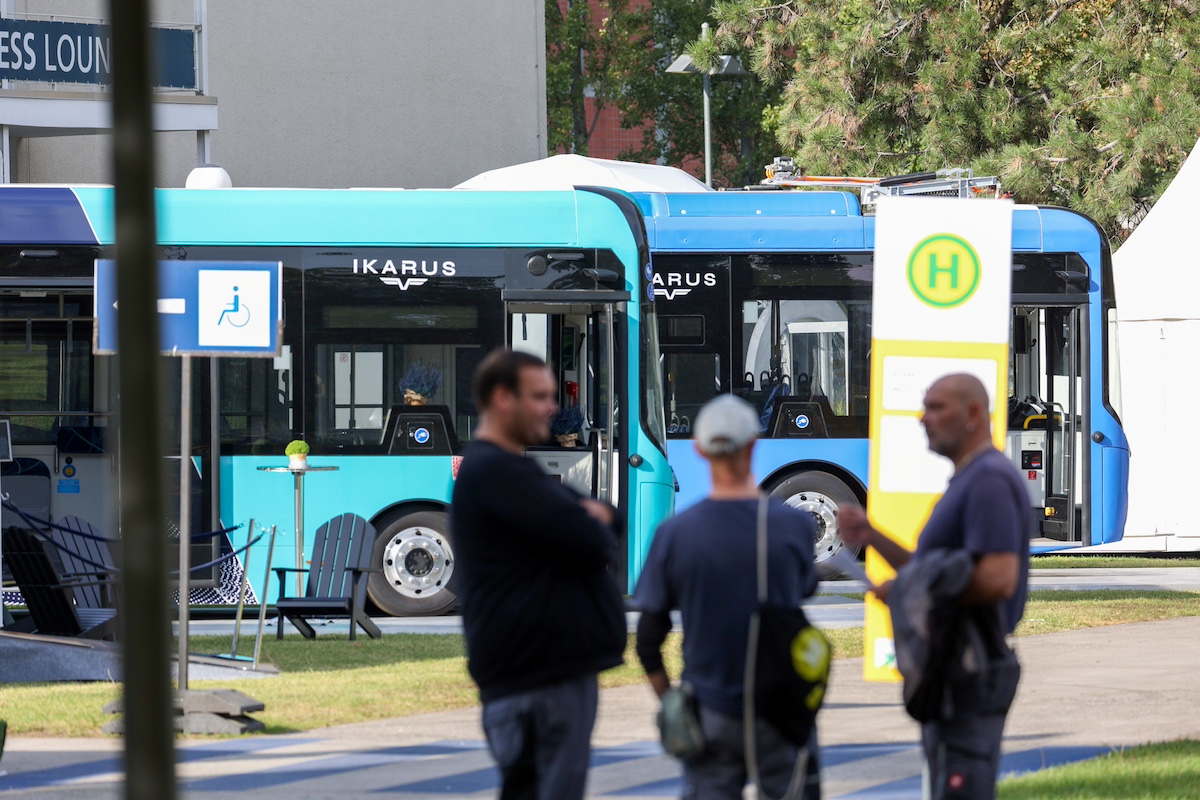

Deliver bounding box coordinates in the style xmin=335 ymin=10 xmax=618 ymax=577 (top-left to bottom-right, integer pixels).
xmin=768 ymin=471 xmax=862 ymax=579
xmin=367 ymin=509 xmax=459 ymax=616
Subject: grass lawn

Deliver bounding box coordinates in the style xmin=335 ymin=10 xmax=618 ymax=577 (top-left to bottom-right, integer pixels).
xmin=1031 ymin=556 xmax=1200 ymax=569
xmin=3 ymin=590 xmax=1198 ymax=737
xmin=0 ymin=633 xmax=683 ymax=738
xmin=999 ymin=740 xmax=1200 ymax=799
xmin=812 ymin=590 xmax=1200 ymax=660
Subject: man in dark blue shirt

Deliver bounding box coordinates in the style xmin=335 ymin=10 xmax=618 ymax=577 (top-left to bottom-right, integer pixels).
xmin=841 ymin=373 xmax=1033 ymax=800
xmin=634 ymin=394 xmax=821 ymax=800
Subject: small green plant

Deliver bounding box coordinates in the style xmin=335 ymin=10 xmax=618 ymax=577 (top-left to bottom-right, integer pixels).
xmin=284 ymin=440 xmax=310 ymax=457
xmin=400 ymin=362 xmax=442 ymax=399
xmin=551 ymin=406 xmax=585 ymax=436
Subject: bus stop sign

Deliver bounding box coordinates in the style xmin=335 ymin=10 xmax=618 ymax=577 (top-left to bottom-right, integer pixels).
xmin=863 ymin=197 xmax=1013 ymax=683
xmin=94 ymin=260 xmax=282 ymax=357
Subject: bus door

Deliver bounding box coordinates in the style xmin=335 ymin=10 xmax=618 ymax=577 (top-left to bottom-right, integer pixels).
xmin=506 ymin=298 xmax=621 ymax=508
xmin=0 ymin=306 xmax=115 ymax=535
xmin=1009 ymin=305 xmax=1085 ymax=541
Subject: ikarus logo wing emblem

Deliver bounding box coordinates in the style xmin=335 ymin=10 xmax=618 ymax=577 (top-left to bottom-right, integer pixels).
xmin=652 ymin=271 xmax=716 ymax=300
xmin=380 ymin=277 xmax=429 ymax=291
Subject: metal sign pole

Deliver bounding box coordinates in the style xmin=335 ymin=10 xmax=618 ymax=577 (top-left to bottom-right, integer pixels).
xmin=110 ymin=0 xmax=177 ymax=793
xmin=178 ymin=354 xmax=192 ymax=691
xmin=252 ymin=525 xmax=278 ymax=670
xmin=294 ymin=471 xmax=304 ymax=597
xmin=230 ymin=519 xmax=254 ymax=659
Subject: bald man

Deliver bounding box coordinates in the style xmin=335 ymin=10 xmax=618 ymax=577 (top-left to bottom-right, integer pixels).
xmin=840 ymin=374 xmax=1032 ymax=800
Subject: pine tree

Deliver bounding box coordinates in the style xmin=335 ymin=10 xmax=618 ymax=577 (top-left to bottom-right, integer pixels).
xmin=693 ymin=0 xmax=1200 ymax=241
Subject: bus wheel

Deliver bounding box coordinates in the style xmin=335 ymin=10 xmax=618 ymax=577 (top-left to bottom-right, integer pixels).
xmin=769 ymin=471 xmax=862 ymax=579
xmin=367 ymin=509 xmax=458 ymax=616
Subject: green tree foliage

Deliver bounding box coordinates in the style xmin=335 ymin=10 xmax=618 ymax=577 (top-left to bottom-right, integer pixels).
xmin=546 ymin=0 xmax=594 ymax=155
xmin=546 ymin=1 xmax=782 ymax=187
xmin=696 ymin=0 xmax=1200 ymax=240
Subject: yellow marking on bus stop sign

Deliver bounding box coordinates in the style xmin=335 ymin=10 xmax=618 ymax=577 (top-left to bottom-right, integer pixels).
xmin=866 ymin=197 xmax=1013 ymax=682
xmin=907 ymin=234 xmax=981 ymax=308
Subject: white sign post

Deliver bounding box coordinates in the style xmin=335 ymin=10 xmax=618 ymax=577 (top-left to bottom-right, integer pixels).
xmin=864 ymin=196 xmax=1013 ymax=682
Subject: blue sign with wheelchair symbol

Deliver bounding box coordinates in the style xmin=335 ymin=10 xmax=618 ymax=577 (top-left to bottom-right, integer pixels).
xmin=796 ymin=414 xmax=810 ymax=429
xmin=94 ymin=259 xmax=281 ymax=357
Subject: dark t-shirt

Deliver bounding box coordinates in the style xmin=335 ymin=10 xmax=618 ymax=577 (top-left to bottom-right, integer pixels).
xmin=915 ymin=448 xmax=1034 ymax=633
xmin=633 ymin=498 xmax=818 ymax=717
xmin=449 ymin=441 xmax=627 ymax=702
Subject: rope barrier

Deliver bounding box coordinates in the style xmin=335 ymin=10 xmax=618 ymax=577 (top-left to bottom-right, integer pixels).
xmin=186 ymin=524 xmax=243 ymax=541
xmin=1 ymin=500 xmax=118 ymax=542
xmin=2 ymin=500 xmax=260 ymax=576
xmin=3 ymin=502 xmax=118 ymax=572
xmin=1 ymin=499 xmax=242 ymax=542
xmin=167 ymin=532 xmax=265 ymax=576
xmin=33 ymin=538 xmax=115 ymax=575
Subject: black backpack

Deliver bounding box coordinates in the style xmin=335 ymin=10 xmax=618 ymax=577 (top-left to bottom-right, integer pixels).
xmin=744 ymin=495 xmax=831 ymax=747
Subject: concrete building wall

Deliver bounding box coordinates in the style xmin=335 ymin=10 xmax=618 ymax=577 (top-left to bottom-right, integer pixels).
xmin=10 ymin=0 xmax=547 ymax=188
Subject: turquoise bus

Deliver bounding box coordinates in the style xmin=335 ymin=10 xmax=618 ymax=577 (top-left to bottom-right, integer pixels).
xmin=0 ymin=186 xmax=674 ymax=616
xmin=635 ymin=189 xmax=1130 ymax=574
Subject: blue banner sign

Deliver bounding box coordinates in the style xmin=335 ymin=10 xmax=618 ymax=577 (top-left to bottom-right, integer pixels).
xmin=95 ymin=260 xmax=283 ymax=357
xmin=0 ymin=18 xmax=195 ymax=88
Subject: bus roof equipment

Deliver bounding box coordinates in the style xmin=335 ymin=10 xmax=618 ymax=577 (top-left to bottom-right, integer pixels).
xmin=752 ymin=156 xmax=1004 ymax=208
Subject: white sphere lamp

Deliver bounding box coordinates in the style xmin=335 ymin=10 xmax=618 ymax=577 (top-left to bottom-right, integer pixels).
xmin=185 ymin=165 xmax=233 ymax=189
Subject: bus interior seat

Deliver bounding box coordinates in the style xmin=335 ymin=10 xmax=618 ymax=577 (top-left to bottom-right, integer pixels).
xmin=794 ymin=372 xmax=813 ymax=400
xmin=758 ymin=376 xmax=791 ymax=430
xmin=0 ymin=458 xmax=53 ymax=529
xmin=733 ymin=372 xmax=757 ymax=401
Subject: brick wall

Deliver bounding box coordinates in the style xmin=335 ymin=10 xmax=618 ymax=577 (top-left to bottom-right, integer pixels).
xmin=552 ymin=0 xmax=656 ymax=162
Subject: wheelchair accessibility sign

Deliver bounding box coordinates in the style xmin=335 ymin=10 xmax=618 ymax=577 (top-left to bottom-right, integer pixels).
xmin=199 ymin=269 xmax=271 ymax=348
xmin=94 ymin=260 xmax=282 ymax=357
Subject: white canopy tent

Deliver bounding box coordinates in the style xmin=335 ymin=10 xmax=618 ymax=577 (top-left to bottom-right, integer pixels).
xmin=455 ymin=154 xmax=712 ymax=193
xmin=1112 ymin=137 xmax=1200 ymax=550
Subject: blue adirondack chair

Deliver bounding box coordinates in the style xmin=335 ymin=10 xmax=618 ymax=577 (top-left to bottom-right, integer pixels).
xmin=273 ymin=513 xmax=381 ymax=641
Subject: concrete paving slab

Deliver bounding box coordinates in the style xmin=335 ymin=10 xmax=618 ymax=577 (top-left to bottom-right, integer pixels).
xmin=823 ymin=566 xmax=1200 ymax=597
xmin=5 ymin=615 xmax=1199 ymax=798
xmin=166 ymin=568 xmax=1199 ymax=644
xmin=1026 ymin=566 xmax=1200 ymax=592
xmin=177 ymin=600 xmax=870 ymax=641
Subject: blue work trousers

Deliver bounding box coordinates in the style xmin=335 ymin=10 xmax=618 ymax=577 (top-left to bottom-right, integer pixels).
xmin=921 ymin=710 xmax=1008 ymax=800
xmin=682 ymin=705 xmax=821 ymax=800
xmin=481 ymin=673 xmax=599 ymax=800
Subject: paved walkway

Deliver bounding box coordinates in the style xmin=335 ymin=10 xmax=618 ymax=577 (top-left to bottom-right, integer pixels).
xmin=3 ymin=617 xmax=1199 ymax=798
xmin=174 ymin=568 xmax=1200 ymax=641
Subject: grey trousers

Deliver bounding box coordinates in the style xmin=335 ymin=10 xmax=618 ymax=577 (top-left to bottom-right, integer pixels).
xmin=921 ymin=711 xmax=1008 ymax=800
xmin=681 ymin=705 xmax=821 ymax=800
xmin=481 ymin=673 xmax=599 ymax=800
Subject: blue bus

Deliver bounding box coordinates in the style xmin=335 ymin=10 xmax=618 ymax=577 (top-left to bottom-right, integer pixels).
xmin=0 ymin=186 xmax=674 ymax=615
xmin=634 ymin=190 xmax=1129 ymax=574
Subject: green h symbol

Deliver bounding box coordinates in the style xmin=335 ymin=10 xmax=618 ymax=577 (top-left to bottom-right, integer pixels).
xmin=928 ymin=253 xmax=959 ymax=290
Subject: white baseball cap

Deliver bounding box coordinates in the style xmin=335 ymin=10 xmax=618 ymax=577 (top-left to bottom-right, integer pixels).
xmin=694 ymin=394 xmax=760 ymax=456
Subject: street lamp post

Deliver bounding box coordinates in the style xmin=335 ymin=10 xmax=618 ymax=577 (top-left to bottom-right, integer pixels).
xmin=666 ymin=22 xmax=745 ymax=187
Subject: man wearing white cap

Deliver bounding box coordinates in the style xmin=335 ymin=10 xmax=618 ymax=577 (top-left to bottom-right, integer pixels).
xmin=634 ymin=394 xmax=821 ymax=800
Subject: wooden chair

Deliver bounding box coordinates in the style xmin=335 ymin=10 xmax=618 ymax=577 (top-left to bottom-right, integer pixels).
xmin=273 ymin=513 xmax=381 ymax=641
xmin=48 ymin=516 xmax=119 ymax=611
xmin=1 ymin=526 xmax=117 ymax=640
